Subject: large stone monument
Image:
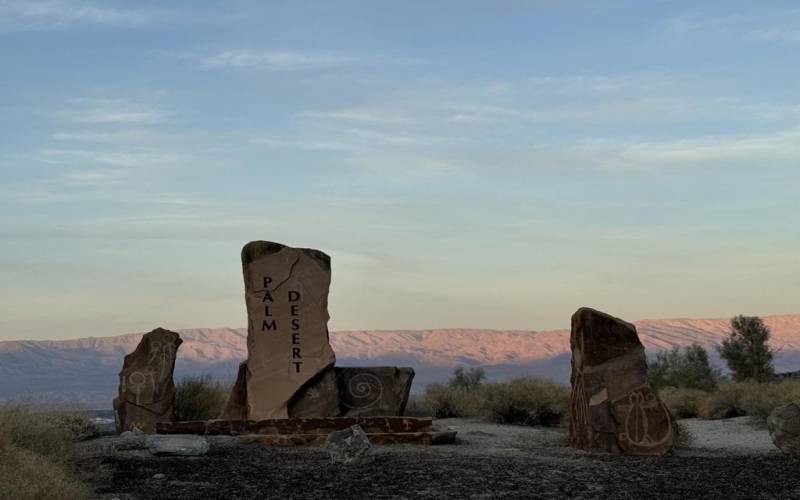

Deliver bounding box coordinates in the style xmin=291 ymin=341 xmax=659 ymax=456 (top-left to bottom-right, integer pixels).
xmin=241 ymin=241 xmax=340 ymax=419
xmin=114 ymin=327 xmax=182 ymax=433
xmin=569 ymin=307 xmax=675 ymax=455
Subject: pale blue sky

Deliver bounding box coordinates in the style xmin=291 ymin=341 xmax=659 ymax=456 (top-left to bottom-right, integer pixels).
xmin=1 ymin=0 xmax=798 ymax=340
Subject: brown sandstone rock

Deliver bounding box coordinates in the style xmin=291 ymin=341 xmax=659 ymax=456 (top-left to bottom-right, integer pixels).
xmin=219 ymin=362 xmax=248 ymax=420
xmin=115 ymin=327 xmax=182 ymax=434
xmin=569 ymin=307 xmax=675 ymax=455
xmin=335 ymin=367 xmax=415 ymax=417
xmin=768 ymin=402 xmax=800 ymax=456
xmin=242 ymin=241 xmax=339 ymax=419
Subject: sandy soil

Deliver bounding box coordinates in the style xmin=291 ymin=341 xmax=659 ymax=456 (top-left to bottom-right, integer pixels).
xmin=76 ymin=417 xmax=800 ymax=500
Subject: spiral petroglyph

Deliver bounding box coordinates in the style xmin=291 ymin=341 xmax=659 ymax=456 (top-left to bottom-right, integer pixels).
xmin=340 ymin=372 xmax=384 ymax=410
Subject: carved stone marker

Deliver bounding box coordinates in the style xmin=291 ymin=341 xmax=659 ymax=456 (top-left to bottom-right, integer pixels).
xmin=115 ymin=327 xmax=182 ymax=434
xmin=569 ymin=307 xmax=675 ymax=455
xmin=336 ymin=367 xmax=415 ymax=417
xmin=242 ymin=241 xmax=340 ymax=420
xmin=219 ymin=361 xmax=248 ymax=420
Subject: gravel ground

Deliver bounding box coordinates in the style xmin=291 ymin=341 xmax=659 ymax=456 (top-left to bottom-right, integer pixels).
xmin=76 ymin=418 xmax=800 ymax=500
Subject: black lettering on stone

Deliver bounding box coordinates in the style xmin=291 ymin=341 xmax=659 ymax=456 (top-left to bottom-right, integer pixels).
xmin=290 ymin=305 xmax=299 ymax=316
xmin=292 ymin=347 xmax=302 ymax=359
xmin=288 ymin=290 xmax=300 ymax=302
xmin=263 ymin=277 xmax=273 ymax=288
xmin=261 ymin=291 xmax=274 ymax=303
xmin=262 ymin=320 xmax=277 ymax=331
xmin=292 ymin=332 xmax=300 ymax=344
xmin=264 ymin=305 xmax=273 ymax=317
xmin=292 ymin=319 xmax=300 ymax=330
xmin=292 ymin=362 xmax=302 ymax=373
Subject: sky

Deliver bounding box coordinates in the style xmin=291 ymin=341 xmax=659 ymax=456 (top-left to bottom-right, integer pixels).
xmin=1 ymin=0 xmax=799 ymax=341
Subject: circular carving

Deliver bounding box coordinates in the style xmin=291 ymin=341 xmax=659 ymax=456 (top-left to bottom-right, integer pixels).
xmin=341 ymin=373 xmax=383 ymax=410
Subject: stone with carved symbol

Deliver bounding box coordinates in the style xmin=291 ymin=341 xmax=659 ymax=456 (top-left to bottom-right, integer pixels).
xmin=569 ymin=307 xmax=675 ymax=455
xmin=242 ymin=241 xmax=340 ymax=420
xmin=115 ymin=327 xmax=182 ymax=434
xmin=335 ymin=367 xmax=415 ymax=417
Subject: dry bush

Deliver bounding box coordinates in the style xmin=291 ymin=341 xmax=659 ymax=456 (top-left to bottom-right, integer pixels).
xmin=737 ymin=379 xmax=800 ymax=420
xmin=173 ymin=374 xmax=230 ymax=421
xmin=0 ymin=405 xmax=91 ymax=500
xmin=659 ymin=387 xmax=710 ymax=419
xmin=480 ymin=377 xmax=570 ymax=427
xmin=403 ymin=393 xmax=433 ymax=417
xmin=699 ymin=382 xmax=747 ymax=419
xmin=421 ymin=383 xmax=480 ymax=419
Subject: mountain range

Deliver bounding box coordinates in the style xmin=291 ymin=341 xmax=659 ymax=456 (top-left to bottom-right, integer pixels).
xmin=2 ymin=314 xmax=799 ymax=409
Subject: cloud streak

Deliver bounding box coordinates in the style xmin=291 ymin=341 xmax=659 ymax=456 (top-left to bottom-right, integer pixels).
xmin=0 ymin=0 xmax=166 ymax=30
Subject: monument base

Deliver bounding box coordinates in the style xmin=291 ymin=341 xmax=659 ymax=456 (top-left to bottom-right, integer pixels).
xmin=156 ymin=416 xmax=456 ymax=446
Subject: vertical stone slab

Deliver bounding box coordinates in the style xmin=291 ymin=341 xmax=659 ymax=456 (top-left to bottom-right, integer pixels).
xmin=219 ymin=361 xmax=248 ymax=420
xmin=242 ymin=241 xmax=339 ymax=420
xmin=335 ymin=367 xmax=415 ymax=417
xmin=569 ymin=307 xmax=675 ymax=455
xmin=116 ymin=327 xmax=182 ymax=434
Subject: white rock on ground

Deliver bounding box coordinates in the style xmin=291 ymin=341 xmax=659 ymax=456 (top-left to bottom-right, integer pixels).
xmin=326 ymin=424 xmax=374 ymax=464
xmin=146 ymin=435 xmax=210 ymax=456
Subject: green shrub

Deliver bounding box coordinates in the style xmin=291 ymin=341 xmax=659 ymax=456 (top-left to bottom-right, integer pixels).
xmin=448 ymin=367 xmax=486 ymax=391
xmin=659 ymin=387 xmax=709 ymax=419
xmin=421 ymin=383 xmax=479 ymax=418
xmin=649 ymin=345 xmax=719 ymax=391
xmin=719 ymin=315 xmax=775 ymax=382
xmin=480 ymin=376 xmax=569 ymax=427
xmin=173 ymin=374 xmax=231 ymax=421
xmin=403 ymin=393 xmax=433 ymax=417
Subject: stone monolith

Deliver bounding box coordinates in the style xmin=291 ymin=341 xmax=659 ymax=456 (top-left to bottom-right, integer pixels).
xmin=336 ymin=367 xmax=415 ymax=417
xmin=768 ymin=402 xmax=800 ymax=456
xmin=569 ymin=307 xmax=675 ymax=455
xmin=242 ymin=241 xmax=339 ymax=419
xmin=115 ymin=327 xmax=182 ymax=433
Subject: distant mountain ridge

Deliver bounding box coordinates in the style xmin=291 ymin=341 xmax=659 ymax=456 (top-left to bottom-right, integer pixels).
xmin=2 ymin=314 xmax=799 ymax=409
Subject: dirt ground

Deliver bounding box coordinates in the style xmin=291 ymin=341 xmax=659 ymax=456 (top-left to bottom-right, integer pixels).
xmin=76 ymin=417 xmax=800 ymax=500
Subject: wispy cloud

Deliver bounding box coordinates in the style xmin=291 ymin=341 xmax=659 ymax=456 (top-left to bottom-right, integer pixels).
xmin=55 ymin=98 xmax=165 ymax=125
xmin=192 ymin=49 xmax=417 ymax=72
xmin=0 ymin=0 xmax=166 ymax=30
xmin=667 ymin=8 xmax=800 ymax=45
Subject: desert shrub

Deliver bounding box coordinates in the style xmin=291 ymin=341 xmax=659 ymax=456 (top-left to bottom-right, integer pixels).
xmin=480 ymin=376 xmax=570 ymax=427
xmin=737 ymin=379 xmax=800 ymax=420
xmin=700 ymin=382 xmax=747 ymax=419
xmin=0 ymin=405 xmax=91 ymax=500
xmin=649 ymin=345 xmax=719 ymax=391
xmin=173 ymin=374 xmax=230 ymax=421
xmin=448 ymin=367 xmax=486 ymax=391
xmin=659 ymin=387 xmax=709 ymax=419
xmin=421 ymin=383 xmax=479 ymax=418
xmin=719 ymin=315 xmax=775 ymax=382
xmin=403 ymin=393 xmax=433 ymax=417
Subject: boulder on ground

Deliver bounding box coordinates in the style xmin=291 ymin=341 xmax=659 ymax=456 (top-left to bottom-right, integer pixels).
xmin=569 ymin=307 xmax=675 ymax=455
xmin=768 ymin=402 xmax=800 ymax=456
xmin=115 ymin=328 xmax=182 ymax=434
xmin=336 ymin=367 xmax=415 ymax=417
xmin=145 ymin=435 xmax=210 ymax=456
xmin=326 ymin=424 xmax=374 ymax=464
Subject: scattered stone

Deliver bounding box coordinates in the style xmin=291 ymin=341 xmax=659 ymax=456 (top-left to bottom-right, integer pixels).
xmin=569 ymin=307 xmax=675 ymax=455
xmin=115 ymin=328 xmax=182 ymax=434
xmin=241 ymin=241 xmax=340 ymax=419
xmin=768 ymin=401 xmax=800 ymax=456
xmin=145 ymin=435 xmax=210 ymax=457
xmin=326 ymin=425 xmax=375 ymax=464
xmin=117 ymin=427 xmax=146 ymax=451
xmin=335 ymin=366 xmax=415 ymax=417
xmin=152 ymin=474 xmax=166 ymax=480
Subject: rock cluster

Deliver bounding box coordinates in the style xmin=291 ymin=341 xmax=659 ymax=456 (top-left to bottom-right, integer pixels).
xmin=569 ymin=307 xmax=675 ymax=455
